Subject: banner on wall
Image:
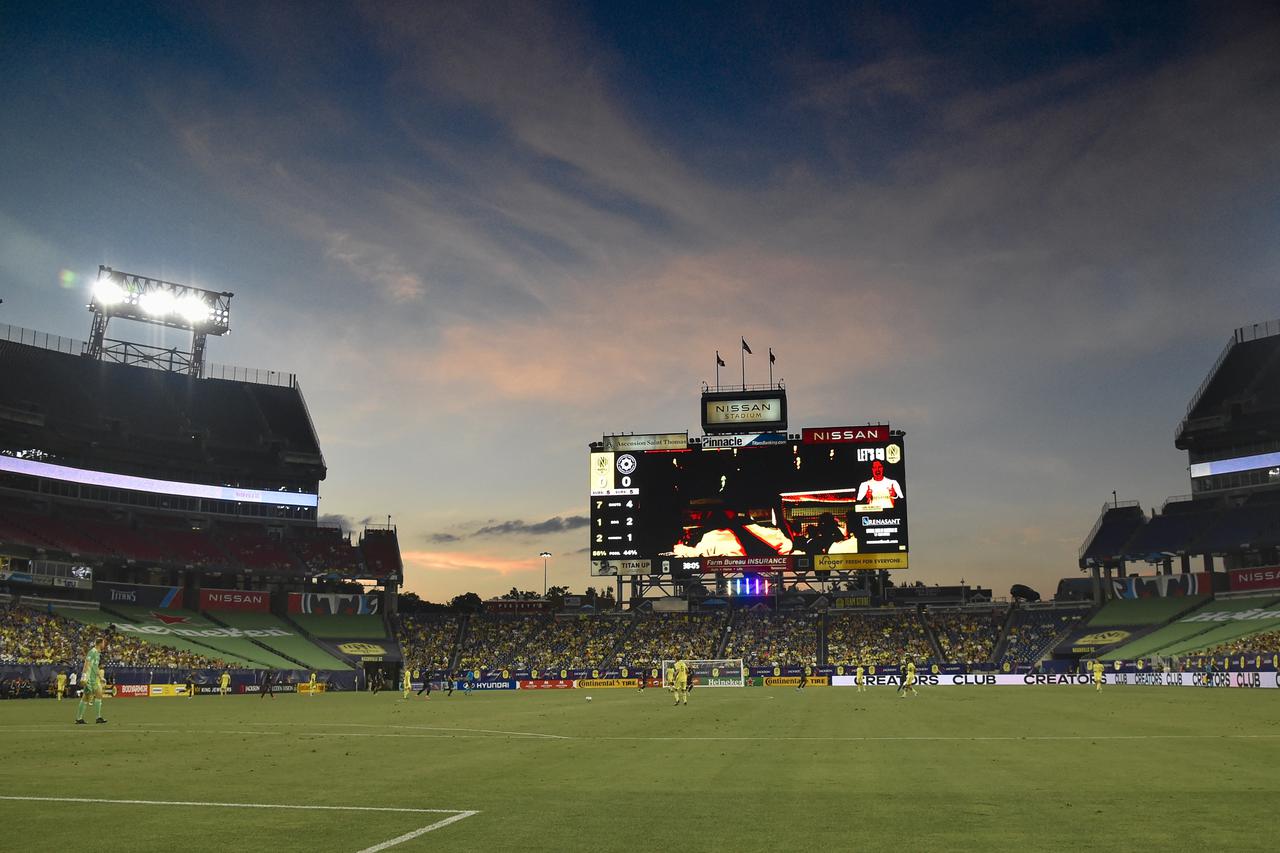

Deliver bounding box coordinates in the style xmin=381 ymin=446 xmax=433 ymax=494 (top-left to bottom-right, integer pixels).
xmin=95 ymin=582 xmax=184 ymax=609
xmin=287 ymin=592 xmax=380 ymax=615
xmin=200 ymin=588 xmax=270 ymax=612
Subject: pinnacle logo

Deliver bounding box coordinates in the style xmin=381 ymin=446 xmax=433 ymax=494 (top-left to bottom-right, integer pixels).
xmin=152 ymin=612 xmax=189 ymax=625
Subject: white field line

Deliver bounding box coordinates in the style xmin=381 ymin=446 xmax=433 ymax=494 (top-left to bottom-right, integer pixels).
xmin=2 ymin=726 xmax=1278 ymax=743
xmin=357 ymin=811 xmax=480 ymax=853
xmin=0 ymin=796 xmax=479 ymax=851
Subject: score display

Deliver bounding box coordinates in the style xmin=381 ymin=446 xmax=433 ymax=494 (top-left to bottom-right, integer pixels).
xmin=589 ymin=452 xmax=645 ymax=574
xmin=588 ymin=433 xmax=908 ymax=575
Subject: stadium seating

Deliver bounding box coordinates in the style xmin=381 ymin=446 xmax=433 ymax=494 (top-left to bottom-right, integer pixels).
xmin=211 ymin=611 xmax=353 ymax=670
xmin=291 ymin=527 xmax=364 ymax=575
xmin=999 ymin=607 xmax=1089 ymax=666
xmin=927 ymin=608 xmax=1006 ymax=665
xmin=395 ymin=614 xmax=460 ymax=671
xmin=826 ymin=610 xmax=934 ymax=666
xmin=2 ymin=605 xmax=233 ymax=669
xmin=103 ymin=606 xmax=296 ymax=668
xmin=457 ymin=614 xmax=554 ymax=672
xmin=618 ymin=613 xmax=726 ymax=669
xmin=527 ymin=614 xmax=633 ymax=671
xmin=360 ymin=530 xmax=403 ymax=578
xmin=290 ymin=613 xmax=386 ymax=639
xmin=1102 ymin=595 xmax=1280 ymax=660
xmin=215 ymin=524 xmax=303 ymax=574
xmin=1085 ymin=595 xmax=1209 ymax=628
xmin=722 ymin=611 xmax=817 ymax=667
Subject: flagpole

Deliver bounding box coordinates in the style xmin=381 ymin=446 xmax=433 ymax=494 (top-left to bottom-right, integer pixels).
xmin=715 ymin=352 xmax=721 ymax=390
xmin=741 ymin=340 xmax=746 ymax=390
xmin=769 ymin=348 xmax=773 ymax=387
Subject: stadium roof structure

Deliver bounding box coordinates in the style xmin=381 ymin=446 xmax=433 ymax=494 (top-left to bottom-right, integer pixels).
xmin=1176 ymin=319 xmax=1280 ymax=450
xmin=0 ymin=331 xmax=324 ymax=490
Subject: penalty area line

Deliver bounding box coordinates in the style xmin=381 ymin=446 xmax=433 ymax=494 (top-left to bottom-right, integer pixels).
xmin=0 ymin=796 xmax=480 ymax=852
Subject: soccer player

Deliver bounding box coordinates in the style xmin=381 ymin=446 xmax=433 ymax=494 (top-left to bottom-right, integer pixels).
xmin=309 ymin=671 xmax=318 ymax=696
xmin=416 ymin=668 xmax=432 ymax=698
xmin=186 ymin=671 xmax=197 ymax=699
xmin=260 ymin=669 xmax=274 ymax=699
xmin=898 ymin=660 xmax=918 ymax=697
xmin=56 ymin=670 xmax=67 ymax=701
xmin=464 ymin=670 xmax=474 ymax=695
xmin=402 ymin=667 xmax=412 ymax=699
xmin=1093 ymin=660 xmax=1104 ymax=692
xmin=855 ymin=665 xmax=866 ymax=693
xmin=672 ymin=659 xmax=689 ymax=706
xmin=796 ymin=668 xmax=808 ymax=692
xmin=75 ymin=637 xmax=107 ymax=724
xmin=219 ymin=670 xmax=231 ymax=696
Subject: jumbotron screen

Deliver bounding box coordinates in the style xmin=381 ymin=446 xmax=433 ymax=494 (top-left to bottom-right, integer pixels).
xmin=590 ymin=432 xmax=907 ymax=575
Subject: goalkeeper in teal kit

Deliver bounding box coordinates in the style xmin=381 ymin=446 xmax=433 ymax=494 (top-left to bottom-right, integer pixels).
xmin=75 ymin=637 xmax=108 ymax=724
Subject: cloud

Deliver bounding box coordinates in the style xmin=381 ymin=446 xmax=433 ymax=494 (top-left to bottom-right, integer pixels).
xmin=427 ymin=516 xmax=590 ymax=542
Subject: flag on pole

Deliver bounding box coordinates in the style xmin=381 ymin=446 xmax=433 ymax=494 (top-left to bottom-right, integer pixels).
xmin=741 ymin=337 xmax=752 ymax=355
xmin=716 ymin=351 xmax=725 ymax=367
xmin=769 ymin=348 xmax=776 ymax=364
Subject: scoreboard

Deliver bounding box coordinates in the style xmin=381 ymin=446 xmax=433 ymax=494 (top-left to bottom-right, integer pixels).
xmin=589 ymin=451 xmax=646 ymax=574
xmin=589 ymin=427 xmax=908 ymax=576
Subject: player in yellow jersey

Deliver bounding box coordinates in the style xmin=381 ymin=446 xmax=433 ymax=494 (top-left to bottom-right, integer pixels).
xmin=75 ymin=638 xmax=107 ymax=724
xmin=56 ymin=671 xmax=67 ymax=701
xmin=1093 ymin=660 xmax=1104 ymax=692
xmin=673 ymin=660 xmax=689 ymax=706
xmin=402 ymin=668 xmax=412 ymax=699
xmin=855 ymin=665 xmax=866 ymax=693
xmin=219 ymin=670 xmax=231 ymax=696
xmin=897 ymin=660 xmax=918 ymax=697
xmin=309 ymin=671 xmax=318 ymax=696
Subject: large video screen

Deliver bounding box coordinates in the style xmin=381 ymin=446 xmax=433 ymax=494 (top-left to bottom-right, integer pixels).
xmin=590 ymin=435 xmax=907 ymax=573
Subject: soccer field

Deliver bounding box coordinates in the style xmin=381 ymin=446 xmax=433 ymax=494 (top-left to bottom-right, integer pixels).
xmin=1 ymin=687 xmax=1276 ymax=852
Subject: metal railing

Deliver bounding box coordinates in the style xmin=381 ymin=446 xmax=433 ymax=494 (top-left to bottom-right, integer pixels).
xmin=0 ymin=323 xmax=85 ymax=355
xmin=1 ymin=322 xmax=295 ymax=388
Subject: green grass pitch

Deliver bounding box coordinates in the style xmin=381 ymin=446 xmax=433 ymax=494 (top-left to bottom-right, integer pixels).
xmin=1 ymin=686 xmax=1277 ymax=852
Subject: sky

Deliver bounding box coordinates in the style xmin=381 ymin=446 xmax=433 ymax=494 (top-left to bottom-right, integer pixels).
xmin=1 ymin=1 xmax=1278 ymax=603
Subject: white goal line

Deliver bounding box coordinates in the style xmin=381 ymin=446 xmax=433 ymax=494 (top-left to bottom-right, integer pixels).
xmin=0 ymin=795 xmax=479 ymax=852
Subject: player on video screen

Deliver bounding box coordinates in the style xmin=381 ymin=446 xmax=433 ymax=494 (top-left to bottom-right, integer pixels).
xmin=670 ymin=505 xmax=793 ymax=557
xmin=856 ymin=460 xmax=903 ymax=509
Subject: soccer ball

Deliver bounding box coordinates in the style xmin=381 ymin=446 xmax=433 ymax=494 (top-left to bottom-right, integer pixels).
xmin=586 ymin=696 xmax=593 ymax=702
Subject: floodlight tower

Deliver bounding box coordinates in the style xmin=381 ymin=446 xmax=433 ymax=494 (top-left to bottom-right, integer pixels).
xmin=85 ymin=266 xmax=233 ymax=377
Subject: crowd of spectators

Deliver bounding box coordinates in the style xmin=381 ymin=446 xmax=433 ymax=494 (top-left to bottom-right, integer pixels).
xmin=527 ymin=615 xmax=631 ymax=671
xmin=1 ymin=605 xmax=228 ymax=670
xmin=457 ymin=614 xmax=554 ymax=672
xmin=1203 ymin=629 xmax=1280 ymax=658
xmin=395 ymin=614 xmax=459 ymax=672
xmin=1000 ymin=608 xmax=1088 ymax=666
xmin=723 ymin=612 xmax=817 ymax=667
xmin=928 ymin=608 xmax=1006 ymax=664
xmin=618 ymin=614 xmax=725 ymax=669
xmin=826 ymin=610 xmax=934 ymax=666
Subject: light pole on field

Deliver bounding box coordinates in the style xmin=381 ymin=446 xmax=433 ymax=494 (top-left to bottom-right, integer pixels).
xmin=539 ymin=551 xmax=552 ymax=598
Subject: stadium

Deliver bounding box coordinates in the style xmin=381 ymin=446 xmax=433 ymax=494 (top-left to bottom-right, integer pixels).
xmin=2 ymin=264 xmax=1279 ymax=850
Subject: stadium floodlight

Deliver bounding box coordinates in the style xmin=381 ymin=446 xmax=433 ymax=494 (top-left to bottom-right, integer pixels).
xmin=92 ymin=276 xmax=126 ymax=306
xmin=540 ymin=551 xmax=552 ymax=598
xmin=175 ymin=292 xmax=212 ymax=324
xmin=86 ymin=265 xmax=234 ymax=377
xmin=139 ymin=288 xmax=177 ymax=317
